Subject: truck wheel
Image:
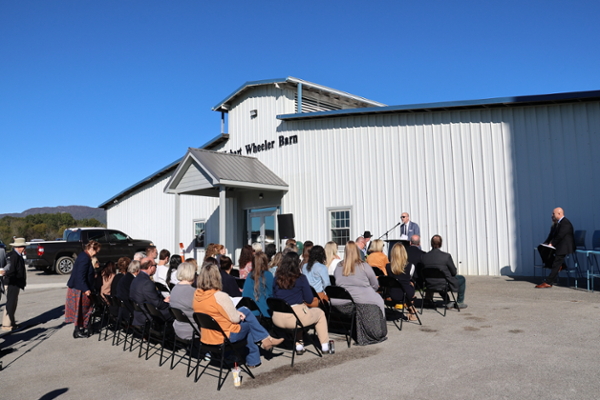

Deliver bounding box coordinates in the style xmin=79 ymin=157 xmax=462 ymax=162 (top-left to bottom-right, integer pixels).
xmin=55 ymin=256 xmax=75 ymax=275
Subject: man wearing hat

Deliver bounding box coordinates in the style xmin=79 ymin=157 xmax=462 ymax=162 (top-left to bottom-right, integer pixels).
xmin=1 ymin=238 xmax=27 ymax=331
xmin=363 ymin=231 xmax=373 ymax=254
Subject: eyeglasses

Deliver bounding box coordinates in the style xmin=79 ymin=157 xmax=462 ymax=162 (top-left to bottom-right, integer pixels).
xmin=401 ymin=216 xmax=407 ymax=219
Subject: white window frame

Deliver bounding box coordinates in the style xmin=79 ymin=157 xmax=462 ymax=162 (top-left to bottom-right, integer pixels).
xmin=193 ymin=219 xmax=206 ymax=248
xmin=327 ymin=206 xmax=352 ymax=247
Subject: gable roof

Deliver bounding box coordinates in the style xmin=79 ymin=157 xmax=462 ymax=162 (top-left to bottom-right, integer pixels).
xmin=212 ymin=76 xmax=386 ymax=112
xmin=164 ymin=148 xmax=288 ymax=196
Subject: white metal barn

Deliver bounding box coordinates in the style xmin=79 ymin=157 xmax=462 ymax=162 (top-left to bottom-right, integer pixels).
xmin=99 ymin=77 xmax=600 ymax=276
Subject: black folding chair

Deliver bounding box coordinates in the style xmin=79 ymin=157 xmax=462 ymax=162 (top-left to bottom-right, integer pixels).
xmin=236 ymin=297 xmax=272 ymax=329
xmin=88 ymin=292 xmax=109 ymax=340
xmin=155 ymin=281 xmax=171 ymax=296
xmin=377 ymin=276 xmax=422 ymax=330
xmin=112 ymin=297 xmax=133 ymax=348
xmin=103 ymin=294 xmax=123 ymax=343
xmin=169 ymin=307 xmax=201 ymax=378
xmin=325 ymin=286 xmax=355 ymax=348
xmin=130 ymin=300 xmax=152 ymax=357
xmin=266 ymin=298 xmax=323 ymax=367
xmin=144 ymin=302 xmax=173 ymax=366
xmin=193 ymin=312 xmax=255 ymax=390
xmin=420 ymin=267 xmax=459 ymax=317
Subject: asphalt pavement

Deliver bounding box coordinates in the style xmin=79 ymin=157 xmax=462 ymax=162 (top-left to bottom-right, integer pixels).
xmin=1 ymin=268 xmax=599 ymax=400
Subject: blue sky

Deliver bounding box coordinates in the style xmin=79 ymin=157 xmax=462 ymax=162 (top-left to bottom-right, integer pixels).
xmin=1 ymin=0 xmax=599 ymax=213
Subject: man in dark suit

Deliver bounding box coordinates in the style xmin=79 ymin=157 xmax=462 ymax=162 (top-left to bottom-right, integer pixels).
xmin=421 ymin=235 xmax=467 ymax=309
xmin=1 ymin=238 xmax=27 ymax=331
xmin=536 ymin=207 xmax=575 ymax=288
xmin=407 ymin=235 xmax=426 ymax=286
xmin=130 ymin=258 xmax=173 ymax=326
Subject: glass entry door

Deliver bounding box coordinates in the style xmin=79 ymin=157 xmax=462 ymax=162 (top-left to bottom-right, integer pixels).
xmin=248 ymin=208 xmax=277 ymax=247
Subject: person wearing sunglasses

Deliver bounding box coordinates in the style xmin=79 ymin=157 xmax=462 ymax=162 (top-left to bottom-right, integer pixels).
xmin=399 ymin=212 xmax=420 ymax=245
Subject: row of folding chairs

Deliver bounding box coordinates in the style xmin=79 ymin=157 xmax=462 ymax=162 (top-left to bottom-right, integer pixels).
xmin=88 ymin=293 xmax=256 ymax=390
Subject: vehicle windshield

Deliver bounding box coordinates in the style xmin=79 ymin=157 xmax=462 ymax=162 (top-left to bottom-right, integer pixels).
xmin=67 ymin=231 xmax=81 ymax=242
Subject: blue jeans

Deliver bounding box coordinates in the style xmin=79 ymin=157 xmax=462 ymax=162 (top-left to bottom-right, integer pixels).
xmin=228 ymin=307 xmax=269 ymax=366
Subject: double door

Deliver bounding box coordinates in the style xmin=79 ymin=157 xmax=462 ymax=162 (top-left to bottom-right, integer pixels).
xmin=248 ymin=208 xmax=277 ymax=247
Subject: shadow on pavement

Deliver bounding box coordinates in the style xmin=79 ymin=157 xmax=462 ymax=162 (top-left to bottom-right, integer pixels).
xmin=38 ymin=388 xmax=69 ymax=400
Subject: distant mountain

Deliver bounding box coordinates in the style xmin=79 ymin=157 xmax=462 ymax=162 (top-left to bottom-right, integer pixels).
xmin=0 ymin=206 xmax=107 ymax=224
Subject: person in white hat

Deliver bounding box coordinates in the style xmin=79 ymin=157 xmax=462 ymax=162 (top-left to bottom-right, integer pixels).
xmin=1 ymin=238 xmax=27 ymax=331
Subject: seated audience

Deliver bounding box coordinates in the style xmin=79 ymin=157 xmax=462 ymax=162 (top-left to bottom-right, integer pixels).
xmin=100 ymin=261 xmax=116 ymax=301
xmin=238 ymin=245 xmax=254 ymax=279
xmin=264 ymin=243 xmax=277 ymax=262
xmin=130 ymin=258 xmax=173 ymax=326
xmin=242 ymin=251 xmax=273 ymax=317
xmin=268 ymin=251 xmax=283 ymax=276
xmin=302 ymin=245 xmax=330 ymax=301
xmin=299 ymin=241 xmax=313 ymax=267
xmin=386 ymin=243 xmax=417 ymax=320
xmin=325 ymin=241 xmax=341 ymax=275
xmin=421 ymin=235 xmax=467 ymax=309
xmin=154 ymin=249 xmax=171 ymax=287
xmin=367 ymin=239 xmax=389 ymax=276
xmin=169 ymin=262 xmax=199 ymax=340
xmin=166 ymin=255 xmax=182 ymax=288
xmin=333 ymin=241 xmax=387 ymax=345
xmin=203 ymin=243 xmax=218 ymax=263
xmin=252 ymin=242 xmax=263 ymax=253
xmin=272 ymin=252 xmax=330 ymax=354
xmin=285 ymin=239 xmax=298 ymax=253
xmin=116 ymin=260 xmax=141 ymax=320
xmin=219 ymin=255 xmax=242 ymax=297
xmin=110 ymin=256 xmax=130 ymax=303
xmin=193 ymin=263 xmax=283 ymax=368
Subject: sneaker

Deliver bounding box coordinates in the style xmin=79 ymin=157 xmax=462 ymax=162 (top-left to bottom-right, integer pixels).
xmin=456 ymin=303 xmax=468 ymax=309
xmin=445 ymin=301 xmax=456 ymax=310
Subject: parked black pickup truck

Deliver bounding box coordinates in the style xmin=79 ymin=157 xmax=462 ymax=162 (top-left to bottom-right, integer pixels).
xmin=25 ymin=228 xmax=154 ymax=275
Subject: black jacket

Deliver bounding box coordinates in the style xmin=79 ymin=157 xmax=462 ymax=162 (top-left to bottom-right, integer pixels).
xmin=5 ymin=249 xmax=27 ymax=290
xmin=421 ymin=248 xmax=459 ymax=292
xmin=544 ymin=217 xmax=575 ymax=256
xmin=129 ymin=271 xmax=170 ymax=326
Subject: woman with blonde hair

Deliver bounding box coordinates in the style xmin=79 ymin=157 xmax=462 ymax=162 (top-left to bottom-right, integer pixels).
xmin=325 ymin=241 xmax=341 ymax=275
xmin=193 ymin=263 xmax=283 ymax=368
xmin=366 ymin=239 xmax=389 ymax=276
xmin=386 ymin=243 xmax=417 ymax=320
xmin=268 ymin=251 xmax=283 ymax=275
xmin=333 ymin=241 xmax=387 ymax=345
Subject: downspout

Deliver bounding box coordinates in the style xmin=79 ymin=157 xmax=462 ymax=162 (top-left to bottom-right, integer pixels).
xmin=297 ymin=83 xmax=303 ymax=113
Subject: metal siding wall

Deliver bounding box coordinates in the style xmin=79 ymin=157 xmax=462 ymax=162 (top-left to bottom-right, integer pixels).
xmin=105 ymin=175 xmax=177 ymax=254
xmin=106 ymin=83 xmax=600 ymax=276
xmin=511 ymin=102 xmax=600 ymax=275
xmin=273 ymin=108 xmax=515 ymax=276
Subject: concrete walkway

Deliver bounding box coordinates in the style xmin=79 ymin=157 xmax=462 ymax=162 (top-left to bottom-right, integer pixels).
xmin=1 ymin=271 xmax=599 ymax=400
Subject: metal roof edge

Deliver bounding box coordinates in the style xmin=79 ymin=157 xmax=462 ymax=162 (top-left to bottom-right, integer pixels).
xmin=99 ymin=137 xmax=229 ymax=209
xmin=199 ymin=133 xmax=230 ymax=150
xmin=98 ymin=157 xmax=182 ymax=209
xmin=212 ymin=78 xmax=290 ymax=111
xmin=277 ymin=89 xmax=600 ymax=121
xmin=212 ymin=76 xmax=386 ymax=112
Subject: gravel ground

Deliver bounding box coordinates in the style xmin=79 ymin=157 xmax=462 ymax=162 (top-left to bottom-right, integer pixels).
xmin=1 ymin=268 xmax=599 ymax=400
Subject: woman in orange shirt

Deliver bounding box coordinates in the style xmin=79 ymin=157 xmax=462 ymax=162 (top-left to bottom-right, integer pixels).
xmin=366 ymin=239 xmax=389 ymax=275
